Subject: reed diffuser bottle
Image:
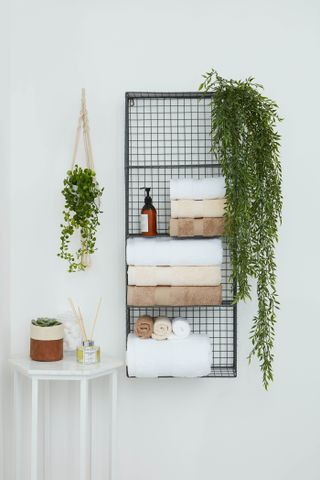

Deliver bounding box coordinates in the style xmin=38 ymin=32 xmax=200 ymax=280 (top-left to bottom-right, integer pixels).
xmin=69 ymin=297 xmax=102 ymax=365
xmin=76 ymin=340 xmax=100 ymax=364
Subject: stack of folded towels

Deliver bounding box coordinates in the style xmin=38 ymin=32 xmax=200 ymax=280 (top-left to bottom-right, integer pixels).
xmin=127 ymin=237 xmax=223 ymax=306
xmin=127 ymin=315 xmax=211 ymax=377
xmin=169 ymin=177 xmax=226 ymax=237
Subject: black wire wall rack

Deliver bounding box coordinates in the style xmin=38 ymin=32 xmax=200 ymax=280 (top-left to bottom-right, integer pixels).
xmin=125 ymin=92 xmax=237 ymax=378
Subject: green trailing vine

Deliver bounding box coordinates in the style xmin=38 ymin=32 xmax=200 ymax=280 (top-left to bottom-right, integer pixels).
xmin=199 ymin=69 xmax=282 ymax=389
xmin=58 ymin=165 xmax=103 ymax=272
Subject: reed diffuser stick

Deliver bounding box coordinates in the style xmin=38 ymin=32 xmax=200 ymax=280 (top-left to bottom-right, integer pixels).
xmin=77 ymin=306 xmax=88 ymax=341
xmin=68 ymin=297 xmax=87 ymax=341
xmin=90 ymin=297 xmax=102 ymax=340
xmin=68 ymin=297 xmax=80 ymax=322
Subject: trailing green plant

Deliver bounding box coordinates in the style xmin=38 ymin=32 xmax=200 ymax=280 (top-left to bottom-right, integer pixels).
xmin=32 ymin=318 xmax=62 ymax=327
xmin=199 ymin=69 xmax=282 ymax=389
xmin=58 ymin=165 xmax=104 ymax=272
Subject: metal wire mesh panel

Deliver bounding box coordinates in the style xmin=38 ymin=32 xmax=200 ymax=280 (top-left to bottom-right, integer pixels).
xmin=125 ymin=92 xmax=237 ymax=378
xmin=127 ymin=306 xmax=235 ymax=377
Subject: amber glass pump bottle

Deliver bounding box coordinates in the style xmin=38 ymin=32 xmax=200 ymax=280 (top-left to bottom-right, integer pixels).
xmin=140 ymin=187 xmax=157 ymax=236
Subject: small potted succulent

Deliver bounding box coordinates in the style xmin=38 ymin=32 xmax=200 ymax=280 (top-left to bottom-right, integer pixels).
xmin=30 ymin=318 xmax=64 ymax=362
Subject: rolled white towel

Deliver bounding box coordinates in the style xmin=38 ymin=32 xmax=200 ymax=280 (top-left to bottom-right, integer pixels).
xmin=170 ymin=177 xmax=225 ymax=200
xmin=66 ymin=340 xmax=79 ymax=351
xmin=56 ymin=311 xmax=81 ymax=351
xmin=70 ymin=332 xmax=80 ymax=340
xmin=152 ymin=316 xmax=172 ymax=340
xmin=169 ymin=318 xmax=191 ymax=339
xmin=126 ymin=333 xmax=212 ymax=377
xmin=64 ymin=326 xmax=81 ymax=351
xmin=126 ymin=237 xmax=223 ymax=266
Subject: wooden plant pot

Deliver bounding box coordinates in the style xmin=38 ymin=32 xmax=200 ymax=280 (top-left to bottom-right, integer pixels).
xmin=30 ymin=324 xmax=64 ymax=362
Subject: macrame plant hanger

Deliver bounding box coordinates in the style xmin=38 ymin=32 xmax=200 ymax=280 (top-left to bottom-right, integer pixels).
xmin=71 ymin=88 xmax=95 ymax=268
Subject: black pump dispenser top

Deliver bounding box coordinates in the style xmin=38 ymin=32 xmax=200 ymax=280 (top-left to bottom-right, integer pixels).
xmin=141 ymin=187 xmax=152 ymax=206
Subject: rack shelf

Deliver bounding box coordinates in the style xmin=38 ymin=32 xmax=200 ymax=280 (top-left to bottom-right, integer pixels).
xmin=125 ymin=91 xmax=237 ymax=378
xmin=125 ymin=163 xmax=219 ymax=170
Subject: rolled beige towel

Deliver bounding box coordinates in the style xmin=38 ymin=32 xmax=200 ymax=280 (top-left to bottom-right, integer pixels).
xmin=152 ymin=316 xmax=172 ymax=340
xmin=134 ymin=315 xmax=154 ymax=339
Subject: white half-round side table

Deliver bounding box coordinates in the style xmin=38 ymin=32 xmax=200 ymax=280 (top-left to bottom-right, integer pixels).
xmin=9 ymin=354 xmax=123 ymax=480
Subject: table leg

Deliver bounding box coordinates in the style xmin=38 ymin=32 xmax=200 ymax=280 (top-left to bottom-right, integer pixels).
xmin=31 ymin=378 xmax=39 ymax=480
xmin=109 ymin=371 xmax=118 ymax=480
xmin=43 ymin=381 xmax=51 ymax=480
xmin=80 ymin=379 xmax=90 ymax=480
xmin=13 ymin=370 xmax=21 ymax=480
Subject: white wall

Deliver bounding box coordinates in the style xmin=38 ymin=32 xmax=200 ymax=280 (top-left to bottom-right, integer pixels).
xmin=6 ymin=0 xmax=320 ymax=479
xmin=0 ymin=0 xmax=11 ymax=478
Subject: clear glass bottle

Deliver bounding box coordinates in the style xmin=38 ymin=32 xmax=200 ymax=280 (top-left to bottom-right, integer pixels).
xmin=76 ymin=340 xmax=100 ymax=364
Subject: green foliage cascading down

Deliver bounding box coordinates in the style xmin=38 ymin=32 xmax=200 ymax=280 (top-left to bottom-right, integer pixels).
xmin=199 ymin=70 xmax=282 ymax=389
xmin=58 ymin=165 xmax=104 ymax=272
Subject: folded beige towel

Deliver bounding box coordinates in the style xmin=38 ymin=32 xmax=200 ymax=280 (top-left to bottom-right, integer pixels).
xmin=134 ymin=315 xmax=154 ymax=339
xmin=171 ymin=199 xmax=225 ymax=218
xmin=152 ymin=316 xmax=172 ymax=340
xmin=127 ymin=286 xmax=222 ymax=306
xmin=170 ymin=218 xmax=225 ymax=237
xmin=128 ymin=265 xmax=221 ymax=286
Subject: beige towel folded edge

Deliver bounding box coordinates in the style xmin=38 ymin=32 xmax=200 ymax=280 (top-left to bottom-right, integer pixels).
xmin=171 ymin=199 xmax=225 ymax=218
xmin=128 ymin=265 xmax=221 ymax=286
xmin=170 ymin=218 xmax=225 ymax=237
xmin=127 ymin=286 xmax=222 ymax=306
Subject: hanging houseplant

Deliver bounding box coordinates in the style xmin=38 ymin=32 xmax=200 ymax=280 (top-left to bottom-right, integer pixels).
xmin=58 ymin=89 xmax=104 ymax=272
xmin=199 ymin=70 xmax=282 ymax=389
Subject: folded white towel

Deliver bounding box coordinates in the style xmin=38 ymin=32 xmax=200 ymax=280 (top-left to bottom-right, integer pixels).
xmin=170 ymin=177 xmax=225 ymax=200
xmin=126 ymin=237 xmax=223 ymax=266
xmin=170 ymin=318 xmax=191 ymax=339
xmin=127 ymin=333 xmax=211 ymax=377
xmin=152 ymin=316 xmax=172 ymax=340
